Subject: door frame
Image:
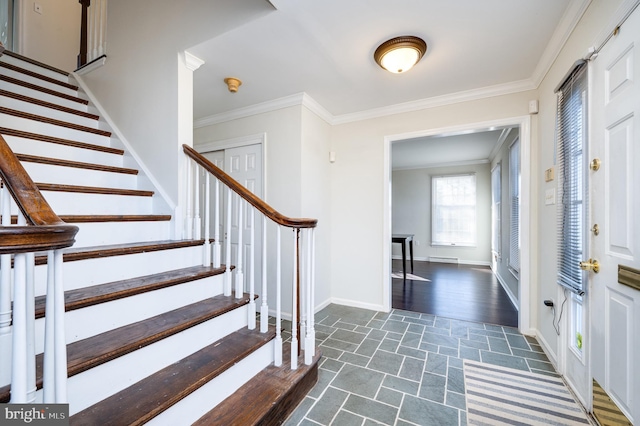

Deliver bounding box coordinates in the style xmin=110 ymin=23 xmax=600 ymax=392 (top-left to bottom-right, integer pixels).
xmin=382 ymin=115 xmax=532 ymax=333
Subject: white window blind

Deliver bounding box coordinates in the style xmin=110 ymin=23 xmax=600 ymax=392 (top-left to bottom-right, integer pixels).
xmin=432 ymin=174 xmax=476 ymax=246
xmin=509 ymin=139 xmax=520 ymax=273
xmin=491 ymin=163 xmax=501 ymax=256
xmin=556 ymin=61 xmax=588 ymax=295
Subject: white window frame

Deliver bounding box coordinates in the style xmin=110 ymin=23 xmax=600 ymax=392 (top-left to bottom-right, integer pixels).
xmin=509 ymin=139 xmax=520 ymax=275
xmin=431 ymin=173 xmax=477 ymax=247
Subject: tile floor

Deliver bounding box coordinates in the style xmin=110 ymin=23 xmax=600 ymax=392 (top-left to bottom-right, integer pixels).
xmin=282 ymin=304 xmax=556 ymax=426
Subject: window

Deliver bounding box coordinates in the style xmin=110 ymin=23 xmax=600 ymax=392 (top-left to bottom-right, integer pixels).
xmin=509 ymin=139 xmax=520 ymax=274
xmin=491 ymin=163 xmax=501 ymax=257
xmin=556 ymin=61 xmax=588 ymax=295
xmin=432 ymin=174 xmax=476 ymax=246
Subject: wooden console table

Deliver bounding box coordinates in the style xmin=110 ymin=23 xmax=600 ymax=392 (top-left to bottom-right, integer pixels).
xmin=392 ymin=234 xmax=414 ymax=280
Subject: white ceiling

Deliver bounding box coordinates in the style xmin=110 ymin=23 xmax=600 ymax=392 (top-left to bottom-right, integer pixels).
xmin=189 ymin=0 xmax=581 ymax=121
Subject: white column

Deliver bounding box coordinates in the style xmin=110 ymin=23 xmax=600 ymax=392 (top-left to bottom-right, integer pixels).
xmin=43 ymin=251 xmax=56 ymax=403
xmin=305 ymin=228 xmax=316 ymax=365
xmin=248 ymin=208 xmax=256 ymax=329
xmin=10 ymin=252 xmax=28 ymax=402
xmin=53 ymin=250 xmax=67 ymax=402
xmin=260 ymin=215 xmax=268 ymax=333
xmin=234 ymin=196 xmax=244 ymax=299
xmin=193 ymin=165 xmax=201 ymax=240
xmin=290 ymin=229 xmax=298 ymax=370
xmin=0 ymin=184 xmax=12 ymax=337
xmin=274 ymin=226 xmax=282 ymax=366
xmin=213 ymin=179 xmax=221 ymax=268
xmin=26 ymin=251 xmax=36 ymax=402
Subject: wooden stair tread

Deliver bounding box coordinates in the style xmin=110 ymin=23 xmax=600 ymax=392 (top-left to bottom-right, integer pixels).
xmin=0 ymin=127 xmax=124 ymax=155
xmin=34 ymin=265 xmax=225 ymax=318
xmin=0 ymin=294 xmax=253 ymax=403
xmin=70 ymin=327 xmax=276 ymax=426
xmin=0 ymin=106 xmax=110 ymax=136
xmin=0 ymin=90 xmax=99 ymax=120
xmin=1 ymin=50 xmax=70 ymax=76
xmin=17 ymin=153 xmax=138 ymax=175
xmin=0 ymin=75 xmax=87 ymax=104
xmin=59 ymin=214 xmax=172 ymax=223
xmin=37 ymin=182 xmax=154 ymax=197
xmin=33 ymin=240 xmax=207 ymax=265
xmin=0 ymin=62 xmax=78 ymax=90
xmin=194 ymin=347 xmax=321 ymax=426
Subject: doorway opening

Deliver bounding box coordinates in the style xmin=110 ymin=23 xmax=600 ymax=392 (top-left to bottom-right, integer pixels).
xmin=383 ymin=116 xmax=532 ymax=332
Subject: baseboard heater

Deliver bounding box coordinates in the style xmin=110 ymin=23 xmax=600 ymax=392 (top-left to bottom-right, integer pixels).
xmin=429 ymin=256 xmax=459 ymax=264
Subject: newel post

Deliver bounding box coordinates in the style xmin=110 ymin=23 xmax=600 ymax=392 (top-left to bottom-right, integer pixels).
xmin=78 ymin=0 xmax=90 ymax=68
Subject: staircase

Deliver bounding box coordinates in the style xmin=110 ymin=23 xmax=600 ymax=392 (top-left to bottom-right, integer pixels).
xmin=0 ymin=51 xmax=319 ymax=424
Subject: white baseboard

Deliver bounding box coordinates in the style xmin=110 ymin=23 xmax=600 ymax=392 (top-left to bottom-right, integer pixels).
xmin=330 ymin=297 xmax=386 ymax=313
xmin=391 ymin=255 xmax=490 ymax=267
xmin=533 ymin=327 xmax=559 ymax=369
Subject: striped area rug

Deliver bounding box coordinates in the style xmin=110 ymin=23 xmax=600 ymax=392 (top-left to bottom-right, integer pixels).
xmin=464 ymin=360 xmax=591 ymax=425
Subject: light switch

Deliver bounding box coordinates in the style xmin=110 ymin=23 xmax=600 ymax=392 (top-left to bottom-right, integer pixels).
xmin=545 ymin=188 xmax=556 ymax=205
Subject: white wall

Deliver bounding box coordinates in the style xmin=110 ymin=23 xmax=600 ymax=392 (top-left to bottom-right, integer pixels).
xmin=391 ymin=162 xmax=491 ymax=265
xmin=16 ymin=0 xmax=80 ymax=71
xmin=80 ymin=0 xmax=272 ymax=210
xmin=534 ymin=0 xmax=623 ymax=360
xmin=330 ymin=93 xmax=535 ymax=312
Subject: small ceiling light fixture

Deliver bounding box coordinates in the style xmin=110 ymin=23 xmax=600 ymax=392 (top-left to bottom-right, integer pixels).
xmin=374 ymin=36 xmax=427 ymax=74
xmin=224 ymin=77 xmax=242 ymax=93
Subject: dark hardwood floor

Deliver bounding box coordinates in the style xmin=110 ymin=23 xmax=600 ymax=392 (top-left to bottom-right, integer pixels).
xmin=392 ymin=260 xmax=518 ymax=327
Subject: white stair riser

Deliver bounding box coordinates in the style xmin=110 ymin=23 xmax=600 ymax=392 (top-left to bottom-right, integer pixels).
xmin=5 ymin=134 xmax=124 ymax=168
xmin=33 ymin=245 xmax=209 ymax=295
xmin=0 ymin=80 xmax=88 ymax=112
xmin=71 ymin=221 xmax=172 ymax=247
xmin=34 ymin=192 xmax=154 ymax=215
xmin=33 ymin=274 xmax=224 ymax=353
xmin=0 ymin=113 xmax=110 ymax=146
xmin=0 ymin=67 xmax=79 ymax=97
xmin=0 ymin=56 xmax=72 ymax=83
xmin=0 ymin=94 xmax=98 ymax=128
xmin=148 ymin=341 xmax=275 ymax=426
xmin=60 ymin=307 xmax=249 ymax=415
xmin=22 ymin=162 xmax=139 ymax=189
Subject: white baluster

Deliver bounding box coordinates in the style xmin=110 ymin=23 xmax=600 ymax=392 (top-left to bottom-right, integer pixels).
xmin=0 ymin=184 xmax=12 ymax=335
xmin=43 ymin=251 xmax=55 ymax=402
xmin=224 ymin=187 xmax=232 ymax=296
xmin=248 ymin=208 xmax=256 ymax=329
xmin=185 ymin=160 xmax=193 ymax=240
xmin=89 ymin=0 xmax=97 ymax=61
xmin=53 ymin=250 xmax=67 ymax=402
xmin=305 ymin=228 xmax=316 ymax=365
xmin=260 ymin=215 xmax=268 ymax=333
xmin=98 ymin=0 xmax=107 ymax=58
xmin=26 ymin=251 xmax=36 ymax=402
xmin=11 ymin=251 xmax=28 ymax=402
xmin=213 ymin=179 xmax=221 ymax=268
xmin=274 ymin=226 xmax=282 ymax=366
xmin=202 ymin=173 xmax=211 ymax=266
xmin=291 ymin=229 xmax=298 ymax=370
xmin=194 ymin=165 xmax=201 ymax=240
xmin=235 ymin=196 xmax=244 ymax=299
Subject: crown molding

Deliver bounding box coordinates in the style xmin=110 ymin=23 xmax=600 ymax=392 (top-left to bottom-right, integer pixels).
xmin=531 ymin=0 xmax=592 ymax=87
xmin=300 ymin=93 xmax=334 ymax=124
xmin=331 ymin=79 xmax=535 ymax=125
xmin=392 ymin=158 xmax=490 ymax=172
xmin=184 ymin=51 xmax=205 ymax=71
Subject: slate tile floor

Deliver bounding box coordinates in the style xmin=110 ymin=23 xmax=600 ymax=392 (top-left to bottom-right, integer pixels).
xmin=282 ymin=304 xmax=556 ymax=426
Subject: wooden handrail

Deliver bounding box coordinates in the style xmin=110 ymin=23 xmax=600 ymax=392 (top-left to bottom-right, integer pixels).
xmin=0 ymin=134 xmax=78 ymax=253
xmin=183 ymin=144 xmax=317 ymax=229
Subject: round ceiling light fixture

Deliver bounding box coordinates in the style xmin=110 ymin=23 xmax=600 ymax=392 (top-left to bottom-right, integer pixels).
xmin=374 ymin=36 xmax=427 ymax=74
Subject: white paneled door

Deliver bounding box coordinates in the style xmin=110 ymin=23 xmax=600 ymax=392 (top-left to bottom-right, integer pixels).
xmin=589 ymin=6 xmax=640 ymax=424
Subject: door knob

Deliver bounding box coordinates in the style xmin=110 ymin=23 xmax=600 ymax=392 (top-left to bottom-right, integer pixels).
xmin=579 ymin=259 xmax=600 ymax=273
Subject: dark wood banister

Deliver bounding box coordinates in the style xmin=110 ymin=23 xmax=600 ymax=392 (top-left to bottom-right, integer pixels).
xmin=0 ymin=134 xmax=78 ymax=254
xmin=78 ymin=0 xmax=90 ymax=69
xmin=183 ymin=144 xmax=318 ymax=229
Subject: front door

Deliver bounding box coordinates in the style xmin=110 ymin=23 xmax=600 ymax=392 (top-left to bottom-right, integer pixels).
xmin=589 ymin=7 xmax=640 ymax=424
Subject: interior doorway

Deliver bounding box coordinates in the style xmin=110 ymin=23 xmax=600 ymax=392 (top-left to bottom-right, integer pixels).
xmin=383 ymin=116 xmax=532 ymax=333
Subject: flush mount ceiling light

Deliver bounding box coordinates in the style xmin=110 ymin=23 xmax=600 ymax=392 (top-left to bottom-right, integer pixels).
xmin=374 ymin=36 xmax=427 ymax=74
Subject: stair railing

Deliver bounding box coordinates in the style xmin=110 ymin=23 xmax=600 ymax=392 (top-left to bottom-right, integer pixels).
xmin=0 ymin=134 xmax=78 ymax=403
xmin=183 ymin=145 xmax=317 ymax=368
xmin=77 ymin=0 xmax=108 ymax=69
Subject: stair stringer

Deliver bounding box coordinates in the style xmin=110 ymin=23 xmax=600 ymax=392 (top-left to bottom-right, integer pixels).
xmin=70 ymin=73 xmax=180 ymax=237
